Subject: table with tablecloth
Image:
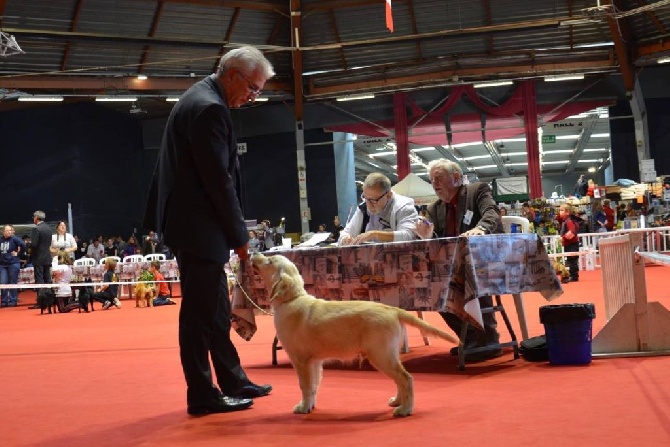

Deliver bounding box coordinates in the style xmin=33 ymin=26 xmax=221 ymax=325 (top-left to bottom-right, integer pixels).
xmin=231 ymin=234 xmax=563 ymax=341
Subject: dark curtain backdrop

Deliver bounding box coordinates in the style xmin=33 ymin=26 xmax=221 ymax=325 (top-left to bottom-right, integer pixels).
xmin=0 ymin=102 xmax=154 ymax=240
xmin=609 ymin=101 xmax=639 ymax=182
xmin=647 ymin=98 xmax=670 ymax=176
xmin=0 ymin=103 xmax=338 ymax=240
xmin=238 ymin=128 xmax=338 ymax=235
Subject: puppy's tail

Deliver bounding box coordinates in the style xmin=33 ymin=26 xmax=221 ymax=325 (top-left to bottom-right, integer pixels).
xmin=397 ymin=310 xmax=461 ymax=345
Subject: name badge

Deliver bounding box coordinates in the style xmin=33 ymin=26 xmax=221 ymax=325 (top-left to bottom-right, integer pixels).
xmin=463 ymin=210 xmax=474 ymax=225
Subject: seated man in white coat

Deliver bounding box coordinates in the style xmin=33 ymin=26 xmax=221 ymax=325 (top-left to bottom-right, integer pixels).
xmin=339 ymin=172 xmax=419 ymax=245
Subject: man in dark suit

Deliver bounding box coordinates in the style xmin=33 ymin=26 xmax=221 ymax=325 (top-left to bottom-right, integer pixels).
xmin=28 ymin=210 xmax=53 ymax=309
xmin=144 ymin=46 xmax=274 ymax=416
xmin=415 ymin=159 xmax=504 ymax=361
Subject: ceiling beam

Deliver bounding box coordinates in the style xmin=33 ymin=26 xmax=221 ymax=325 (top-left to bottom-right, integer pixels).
xmin=139 ymin=0 xmax=166 ymax=74
xmin=307 ymin=59 xmax=615 ymax=98
xmin=635 ymin=0 xmax=667 ymax=34
xmin=354 ymin=153 xmax=398 ymax=181
xmin=564 ymin=113 xmax=599 ymax=174
xmin=328 ymin=9 xmax=348 ymax=70
xmin=0 ymin=76 xmax=292 ymax=93
xmin=60 ymin=0 xmax=84 ymax=72
xmin=635 ymin=39 xmax=670 ymax=58
xmin=150 ymin=0 xmax=288 ymax=13
xmin=484 ymin=141 xmax=510 ymax=177
xmin=211 ymin=7 xmax=241 ymax=73
xmin=605 ymin=0 xmax=635 ymax=92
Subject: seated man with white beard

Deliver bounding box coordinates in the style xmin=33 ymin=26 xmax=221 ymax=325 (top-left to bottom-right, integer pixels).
xmin=338 ymin=172 xmax=418 ymax=246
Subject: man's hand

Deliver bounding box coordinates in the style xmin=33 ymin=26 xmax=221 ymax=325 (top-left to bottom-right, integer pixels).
xmin=414 ymin=217 xmax=434 ymax=239
xmin=339 ymin=235 xmax=354 ymax=246
xmin=234 ymin=242 xmax=249 ymax=260
xmin=462 ymin=227 xmax=486 ymax=237
xmin=351 ymin=232 xmax=374 ymax=245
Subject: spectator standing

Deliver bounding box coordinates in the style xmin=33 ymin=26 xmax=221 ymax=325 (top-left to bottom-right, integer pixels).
xmin=1 ymin=225 xmax=27 ymax=307
xmin=603 ymin=199 xmax=615 ymax=231
xmin=558 ymin=203 xmax=580 ymax=283
xmin=143 ymin=230 xmax=158 ymax=255
xmin=29 ymin=210 xmax=53 ymax=309
xmin=143 ymin=45 xmax=274 ymax=416
xmin=51 ymin=221 xmax=77 ymax=261
xmin=19 ymin=235 xmax=32 ymax=268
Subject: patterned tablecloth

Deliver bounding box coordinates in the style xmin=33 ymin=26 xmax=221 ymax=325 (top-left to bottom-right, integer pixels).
xmin=231 ymin=234 xmax=563 ymax=341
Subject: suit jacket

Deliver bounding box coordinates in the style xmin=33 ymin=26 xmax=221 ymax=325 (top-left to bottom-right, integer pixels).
xmin=426 ymin=182 xmax=503 ymax=237
xmin=143 ymin=75 xmax=248 ymax=263
xmin=31 ymin=221 xmax=53 ymax=266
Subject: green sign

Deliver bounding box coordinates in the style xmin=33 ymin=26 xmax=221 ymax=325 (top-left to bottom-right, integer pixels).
xmin=542 ymin=135 xmax=556 ymax=144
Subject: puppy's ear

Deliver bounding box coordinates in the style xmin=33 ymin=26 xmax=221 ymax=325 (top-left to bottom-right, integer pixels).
xmin=270 ymin=272 xmax=294 ymax=303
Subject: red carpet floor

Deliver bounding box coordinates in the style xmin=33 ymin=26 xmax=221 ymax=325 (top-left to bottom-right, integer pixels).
xmin=1 ymin=267 xmax=669 ymax=446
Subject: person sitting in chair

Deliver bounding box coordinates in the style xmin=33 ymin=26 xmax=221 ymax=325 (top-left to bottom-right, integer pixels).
xmin=414 ymin=159 xmax=504 ymax=361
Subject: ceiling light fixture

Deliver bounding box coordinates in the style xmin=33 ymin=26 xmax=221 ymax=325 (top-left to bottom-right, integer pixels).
xmin=658 ymin=57 xmax=670 ymax=64
xmin=336 ymin=94 xmax=375 ymax=102
xmin=588 ymin=167 xmax=597 ymax=172
xmin=473 ymin=81 xmax=513 ymax=88
xmin=18 ymin=96 xmax=64 ymax=102
xmin=544 ymin=74 xmax=585 ymax=82
xmin=95 ymin=97 xmax=138 ymax=102
xmin=165 ymin=97 xmax=180 ymax=102
xmin=254 ymin=97 xmax=269 ymax=102
xmin=137 ymin=74 xmax=148 ymax=80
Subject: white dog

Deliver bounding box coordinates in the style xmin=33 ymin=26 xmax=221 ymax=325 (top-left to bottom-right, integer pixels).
xmin=251 ymin=252 xmax=460 ymax=417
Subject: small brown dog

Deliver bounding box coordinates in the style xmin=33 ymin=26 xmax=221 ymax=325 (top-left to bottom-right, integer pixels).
xmin=553 ymin=260 xmax=570 ymax=283
xmin=135 ymin=282 xmax=155 ymax=307
xmin=251 ymin=252 xmax=461 ymax=417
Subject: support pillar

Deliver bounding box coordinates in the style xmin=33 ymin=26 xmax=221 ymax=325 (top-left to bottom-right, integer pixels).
xmin=630 ymin=78 xmax=651 ymax=174
xmin=521 ymin=81 xmax=542 ymax=198
xmin=393 ymin=92 xmax=410 ymax=180
xmin=295 ymin=121 xmax=310 ymax=234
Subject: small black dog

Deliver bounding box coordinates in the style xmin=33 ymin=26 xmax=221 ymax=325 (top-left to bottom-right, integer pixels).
xmin=37 ymin=288 xmax=58 ymax=315
xmin=78 ymin=284 xmax=95 ymax=313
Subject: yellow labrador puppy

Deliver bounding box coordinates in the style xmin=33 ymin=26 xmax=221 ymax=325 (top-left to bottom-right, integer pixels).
xmin=251 ymin=252 xmax=460 ymax=417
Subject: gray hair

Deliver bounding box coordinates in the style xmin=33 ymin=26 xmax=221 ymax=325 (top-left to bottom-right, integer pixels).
xmin=216 ymin=46 xmax=275 ymax=79
xmin=428 ymin=159 xmax=463 ymax=180
xmin=363 ymin=172 xmax=391 ymax=192
xmin=33 ymin=210 xmax=46 ymax=221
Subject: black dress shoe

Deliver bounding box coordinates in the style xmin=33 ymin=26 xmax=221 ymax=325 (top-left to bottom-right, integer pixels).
xmin=28 ymin=304 xmax=40 ymax=309
xmin=228 ymin=383 xmax=272 ymax=399
xmin=187 ymin=396 xmax=253 ymax=416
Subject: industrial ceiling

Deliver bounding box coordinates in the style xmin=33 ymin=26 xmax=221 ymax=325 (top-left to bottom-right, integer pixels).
xmin=1 ymin=0 xmax=669 ymax=182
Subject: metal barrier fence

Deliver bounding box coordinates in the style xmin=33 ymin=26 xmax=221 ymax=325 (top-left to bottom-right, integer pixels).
xmin=541 ymin=226 xmax=670 ymax=270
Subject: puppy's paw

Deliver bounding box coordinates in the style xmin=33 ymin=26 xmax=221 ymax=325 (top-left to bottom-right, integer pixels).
xmin=293 ymin=401 xmax=314 ymax=414
xmin=393 ymin=406 xmax=413 ymax=417
xmin=388 ymin=396 xmax=401 ymax=407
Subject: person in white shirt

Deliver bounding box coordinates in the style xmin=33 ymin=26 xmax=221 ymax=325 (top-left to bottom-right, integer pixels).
xmin=51 ymin=221 xmax=77 ymax=260
xmin=52 ymin=253 xmax=73 ymax=309
xmin=86 ymin=239 xmax=105 ymax=261
xmin=339 ymin=172 xmax=418 ymax=245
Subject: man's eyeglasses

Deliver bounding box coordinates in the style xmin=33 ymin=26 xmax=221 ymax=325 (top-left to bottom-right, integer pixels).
xmin=239 ymin=72 xmax=262 ymax=97
xmin=361 ymin=191 xmax=388 ymax=204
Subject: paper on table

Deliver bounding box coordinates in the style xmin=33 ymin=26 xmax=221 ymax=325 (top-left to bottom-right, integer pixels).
xmin=295 ymin=232 xmax=331 ymax=247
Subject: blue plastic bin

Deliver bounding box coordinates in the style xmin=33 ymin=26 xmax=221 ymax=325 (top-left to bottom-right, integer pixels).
xmin=539 ymin=304 xmax=596 ymax=365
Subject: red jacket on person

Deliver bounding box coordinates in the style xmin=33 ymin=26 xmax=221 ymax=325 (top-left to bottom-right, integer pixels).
xmin=560 ymin=215 xmax=580 ymax=246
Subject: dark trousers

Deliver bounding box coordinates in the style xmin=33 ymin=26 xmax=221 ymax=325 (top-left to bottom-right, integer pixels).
xmin=91 ymin=291 xmax=115 ymax=304
xmin=439 ymin=295 xmax=499 ymax=346
xmin=175 ymin=249 xmax=249 ymax=405
xmin=564 ymin=242 xmax=579 ymax=280
xmin=33 ymin=265 xmax=52 ymax=286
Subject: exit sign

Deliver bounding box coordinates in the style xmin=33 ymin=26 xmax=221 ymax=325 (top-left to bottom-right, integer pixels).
xmin=542 ymin=135 xmax=556 ymax=144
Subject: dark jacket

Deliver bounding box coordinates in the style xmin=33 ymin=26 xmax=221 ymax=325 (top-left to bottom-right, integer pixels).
xmin=0 ymin=236 xmax=27 ymax=266
xmin=426 ymin=182 xmax=504 ymax=237
xmin=143 ymin=75 xmax=248 ymax=263
xmin=30 ymin=222 xmax=53 ymax=266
